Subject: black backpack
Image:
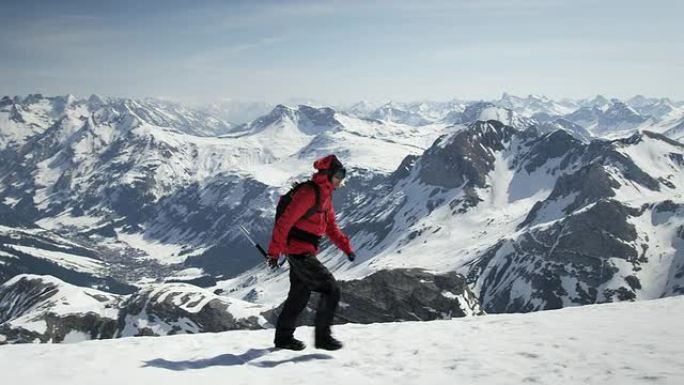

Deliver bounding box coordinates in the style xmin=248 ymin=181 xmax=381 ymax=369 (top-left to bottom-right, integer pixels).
xmin=275 ymin=181 xmax=321 ymax=223
xmin=275 ymin=181 xmax=323 ymax=248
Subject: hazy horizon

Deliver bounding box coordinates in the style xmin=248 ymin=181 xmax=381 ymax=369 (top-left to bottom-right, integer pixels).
xmin=2 ymin=91 xmax=681 ymax=109
xmin=1 ymin=0 xmax=682 ymax=105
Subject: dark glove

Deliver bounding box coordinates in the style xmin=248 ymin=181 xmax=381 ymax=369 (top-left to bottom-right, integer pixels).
xmin=267 ymin=257 xmax=279 ymax=269
xmin=346 ymin=252 xmax=356 ymax=262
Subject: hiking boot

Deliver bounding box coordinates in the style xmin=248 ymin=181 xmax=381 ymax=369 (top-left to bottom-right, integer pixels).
xmin=315 ymin=335 xmax=343 ymax=351
xmin=274 ymin=337 xmax=306 ymax=351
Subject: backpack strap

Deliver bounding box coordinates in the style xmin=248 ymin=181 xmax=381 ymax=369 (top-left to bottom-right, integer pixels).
xmin=300 ymin=181 xmax=321 ymax=220
xmin=286 ymin=181 xmax=323 ymax=248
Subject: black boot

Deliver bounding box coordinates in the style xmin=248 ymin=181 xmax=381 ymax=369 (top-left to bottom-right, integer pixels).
xmin=274 ymin=337 xmax=306 ymax=351
xmin=315 ymin=334 xmax=343 ymax=351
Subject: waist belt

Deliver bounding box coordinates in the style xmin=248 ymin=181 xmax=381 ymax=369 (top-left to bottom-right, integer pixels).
xmin=287 ymin=226 xmax=322 ymax=248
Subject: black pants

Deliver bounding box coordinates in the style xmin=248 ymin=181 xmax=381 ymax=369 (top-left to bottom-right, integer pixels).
xmin=275 ymin=253 xmax=340 ymax=343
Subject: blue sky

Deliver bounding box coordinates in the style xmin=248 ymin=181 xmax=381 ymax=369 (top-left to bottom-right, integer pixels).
xmin=1 ymin=0 xmax=682 ymax=104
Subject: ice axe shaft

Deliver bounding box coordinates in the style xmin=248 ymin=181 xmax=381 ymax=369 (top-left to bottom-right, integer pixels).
xmin=239 ymin=225 xmax=268 ymax=259
xmin=239 ymin=225 xmax=286 ymax=266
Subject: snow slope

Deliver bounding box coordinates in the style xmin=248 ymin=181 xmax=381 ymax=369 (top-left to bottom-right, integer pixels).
xmin=1 ymin=296 xmax=682 ymax=385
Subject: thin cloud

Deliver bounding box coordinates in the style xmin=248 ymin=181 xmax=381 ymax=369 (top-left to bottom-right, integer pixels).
xmin=183 ymin=37 xmax=287 ymax=73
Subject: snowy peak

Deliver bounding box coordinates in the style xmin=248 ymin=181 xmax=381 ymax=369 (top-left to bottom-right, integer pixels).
xmin=238 ymin=104 xmax=343 ymax=136
xmin=581 ymin=94 xmax=612 ymax=110
xmin=532 ymin=118 xmax=593 ymax=142
xmin=564 ymin=99 xmax=654 ymax=137
xmin=602 ymin=100 xmax=645 ymax=124
xmin=345 ymin=100 xmax=378 ymax=118
xmin=451 ymin=101 xmax=533 ymax=129
xmin=626 ymin=95 xmax=677 ymax=119
xmin=368 ymin=102 xmax=432 ymax=126
xmin=496 ymin=92 xmax=575 ymax=116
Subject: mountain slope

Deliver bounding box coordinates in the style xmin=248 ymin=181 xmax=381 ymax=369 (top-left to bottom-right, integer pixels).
xmin=0 ymin=96 xmax=450 ymax=280
xmin=218 ymin=121 xmax=684 ymax=314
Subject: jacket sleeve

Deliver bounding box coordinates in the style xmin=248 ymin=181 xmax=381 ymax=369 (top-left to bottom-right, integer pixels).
xmin=325 ymin=205 xmax=353 ymax=255
xmin=267 ymin=186 xmax=316 ymax=257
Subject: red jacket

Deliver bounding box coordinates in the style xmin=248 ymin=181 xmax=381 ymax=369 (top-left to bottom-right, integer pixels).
xmin=267 ymin=160 xmax=353 ymax=258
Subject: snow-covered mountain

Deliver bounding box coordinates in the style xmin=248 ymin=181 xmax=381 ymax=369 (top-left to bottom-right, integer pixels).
xmin=217 ymin=120 xmax=684 ymax=315
xmin=341 ymin=94 xmax=684 ymax=142
xmin=367 ymin=102 xmax=433 ymax=126
xmin=0 ymin=270 xmax=480 ymax=344
xmin=563 ymin=98 xmax=684 ymax=139
xmin=595 ymin=100 xmax=649 ymax=136
xmin=579 ymin=94 xmax=613 ymax=111
xmin=0 ymin=274 xmax=267 ymax=344
xmin=342 ymin=100 xmax=379 ymax=118
xmin=495 ymin=92 xmax=578 ymax=117
xmin=1 ymin=92 xmax=684 ymax=345
xmin=627 ymin=95 xmax=678 ymax=119
xmin=443 ymin=101 xmax=535 ymax=130
xmin=1 ymin=295 xmax=682 ymax=384
xmin=344 ymin=100 xmax=468 ymax=126
xmin=0 ymin=95 xmax=454 ymax=282
xmin=0 ymin=94 xmax=236 ymax=151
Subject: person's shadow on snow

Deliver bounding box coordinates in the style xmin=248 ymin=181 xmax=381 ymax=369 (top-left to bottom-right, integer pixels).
xmin=142 ymin=348 xmax=334 ymax=370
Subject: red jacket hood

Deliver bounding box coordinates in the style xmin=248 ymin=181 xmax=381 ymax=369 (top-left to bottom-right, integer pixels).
xmin=313 ymin=154 xmax=339 ymax=171
xmin=312 ymin=154 xmax=342 ymax=191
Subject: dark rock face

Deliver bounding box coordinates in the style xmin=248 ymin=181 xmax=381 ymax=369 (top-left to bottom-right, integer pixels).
xmin=472 ymin=199 xmax=651 ymax=314
xmin=519 ymin=129 xmax=584 ymax=174
xmin=520 ymin=163 xmax=618 ymax=228
xmin=550 ymin=201 xmax=640 ymax=262
xmin=337 ymin=269 xmax=482 ymax=322
xmin=0 ymin=202 xmax=34 ymax=227
xmin=262 ymin=269 xmax=483 ymax=327
xmin=419 ymin=120 xmax=517 ymax=188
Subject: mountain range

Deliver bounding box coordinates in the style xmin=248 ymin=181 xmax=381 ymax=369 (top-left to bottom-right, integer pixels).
xmin=1 ymin=92 xmax=682 ymax=343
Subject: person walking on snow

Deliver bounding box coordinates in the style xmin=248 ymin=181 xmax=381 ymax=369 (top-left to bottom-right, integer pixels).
xmin=267 ymin=154 xmax=356 ymax=351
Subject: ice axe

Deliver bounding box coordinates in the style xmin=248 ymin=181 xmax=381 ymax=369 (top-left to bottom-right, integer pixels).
xmin=238 ymin=225 xmax=286 ymax=267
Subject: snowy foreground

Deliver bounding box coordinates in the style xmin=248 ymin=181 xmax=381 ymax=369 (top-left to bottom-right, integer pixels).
xmin=2 ymin=297 xmax=683 ymax=385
